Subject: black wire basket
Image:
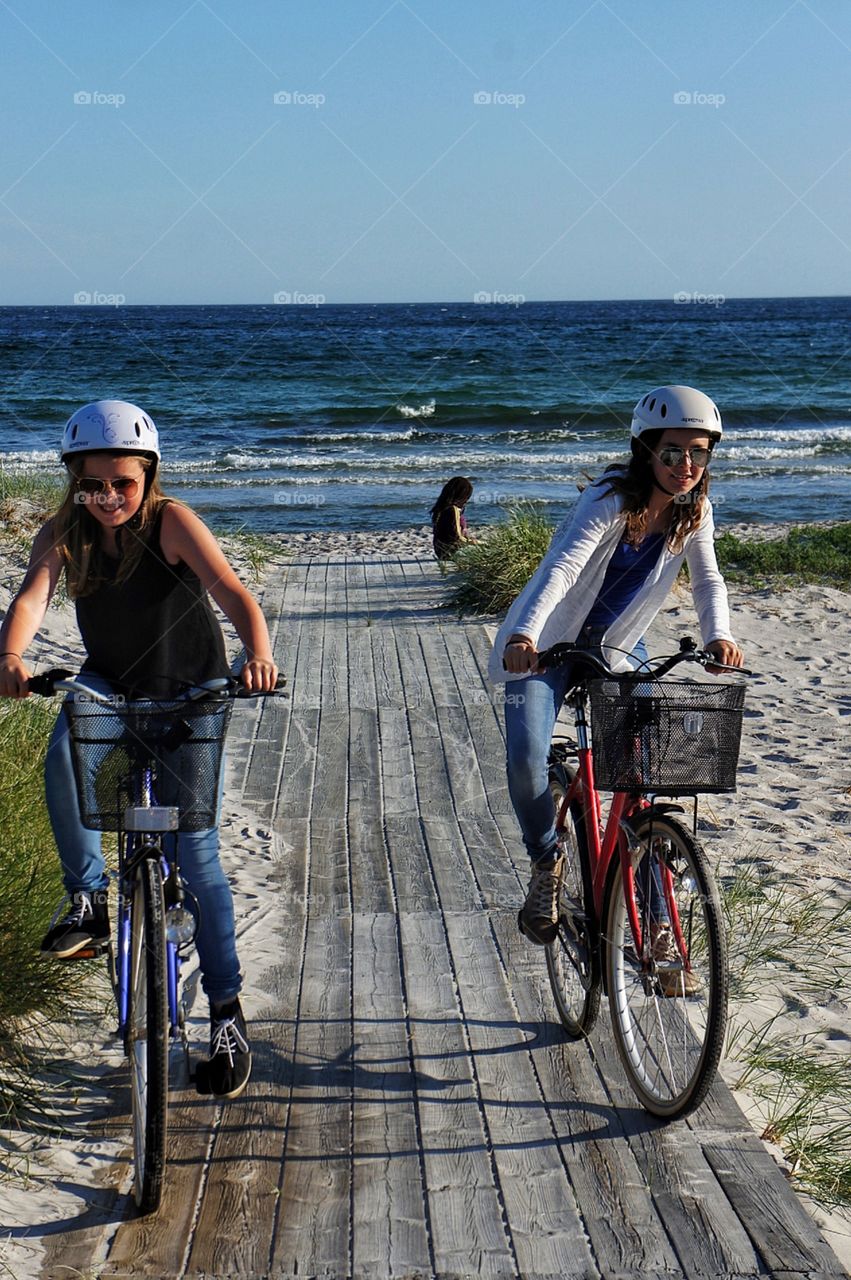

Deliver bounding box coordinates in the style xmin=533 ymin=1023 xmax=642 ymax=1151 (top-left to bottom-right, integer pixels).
xmin=63 ymin=696 xmax=233 ymax=832
xmin=588 ymin=678 xmax=746 ymax=794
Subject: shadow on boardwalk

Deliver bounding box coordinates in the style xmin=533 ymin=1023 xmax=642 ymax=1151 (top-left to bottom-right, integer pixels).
xmin=37 ymin=554 xmax=844 ymax=1280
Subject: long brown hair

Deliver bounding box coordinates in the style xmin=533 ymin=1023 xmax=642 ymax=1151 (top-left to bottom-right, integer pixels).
xmin=52 ymin=452 xmax=168 ymax=598
xmin=599 ymin=429 xmax=713 ymax=553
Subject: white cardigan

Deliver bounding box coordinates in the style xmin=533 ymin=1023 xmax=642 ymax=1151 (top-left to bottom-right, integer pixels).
xmin=488 ymin=480 xmax=734 ymax=683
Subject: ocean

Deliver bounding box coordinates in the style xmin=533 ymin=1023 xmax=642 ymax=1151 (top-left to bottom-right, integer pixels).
xmin=1 ymin=298 xmax=849 ymax=533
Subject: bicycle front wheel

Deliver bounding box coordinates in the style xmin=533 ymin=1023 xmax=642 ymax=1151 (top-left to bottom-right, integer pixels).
xmin=128 ymin=857 xmax=169 ymax=1213
xmin=605 ymin=812 xmax=727 ymax=1118
xmin=545 ymin=764 xmax=601 ymax=1038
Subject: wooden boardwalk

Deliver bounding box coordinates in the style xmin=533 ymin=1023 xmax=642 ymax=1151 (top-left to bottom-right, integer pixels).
xmin=40 ymin=554 xmax=845 ymax=1279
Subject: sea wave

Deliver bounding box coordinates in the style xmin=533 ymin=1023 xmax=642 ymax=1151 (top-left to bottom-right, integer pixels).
xmin=396 ymin=398 xmax=436 ymax=419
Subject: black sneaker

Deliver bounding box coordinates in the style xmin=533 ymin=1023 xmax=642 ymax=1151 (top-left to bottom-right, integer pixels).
xmin=195 ymin=997 xmax=251 ymax=1100
xmin=40 ymin=890 xmax=110 ymax=958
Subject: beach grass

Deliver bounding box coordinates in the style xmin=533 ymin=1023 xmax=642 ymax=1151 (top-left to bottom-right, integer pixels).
xmin=723 ymin=862 xmax=851 ymax=1209
xmin=0 ymin=696 xmax=104 ymax=1141
xmin=442 ymin=503 xmax=555 ymax=615
xmin=444 ymin=511 xmax=851 ymax=614
xmin=714 ymin=523 xmax=851 ymax=588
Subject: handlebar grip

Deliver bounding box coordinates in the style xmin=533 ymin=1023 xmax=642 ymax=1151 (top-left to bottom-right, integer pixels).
xmin=26 ymin=668 xmax=75 ymax=696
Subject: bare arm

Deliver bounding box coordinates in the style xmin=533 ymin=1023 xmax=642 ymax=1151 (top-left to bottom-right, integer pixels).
xmin=0 ymin=522 xmax=65 ymax=697
xmin=160 ymin=504 xmax=277 ymax=691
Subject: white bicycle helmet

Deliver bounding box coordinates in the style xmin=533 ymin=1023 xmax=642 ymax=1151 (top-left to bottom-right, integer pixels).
xmin=61 ymin=400 xmax=160 ymax=461
xmin=631 ymin=385 xmax=722 ymax=440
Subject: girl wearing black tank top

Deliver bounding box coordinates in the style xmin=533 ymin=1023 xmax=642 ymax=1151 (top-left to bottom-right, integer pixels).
xmin=0 ymin=400 xmax=277 ymax=1101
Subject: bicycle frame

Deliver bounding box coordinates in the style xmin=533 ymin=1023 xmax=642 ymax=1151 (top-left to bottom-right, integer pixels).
xmin=557 ymin=685 xmax=685 ymax=969
xmin=115 ymin=758 xmax=185 ymax=1045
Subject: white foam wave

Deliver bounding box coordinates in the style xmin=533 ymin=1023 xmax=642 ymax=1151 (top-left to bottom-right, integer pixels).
xmin=396 ymin=398 xmax=436 ymax=419
xmin=732 ymin=425 xmax=851 ymax=444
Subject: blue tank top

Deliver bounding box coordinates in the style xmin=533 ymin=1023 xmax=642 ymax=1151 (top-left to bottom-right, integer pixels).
xmin=581 ymin=533 xmax=665 ymax=631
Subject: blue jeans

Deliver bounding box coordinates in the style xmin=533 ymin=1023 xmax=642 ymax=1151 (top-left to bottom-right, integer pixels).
xmin=504 ymin=629 xmax=649 ymax=864
xmin=44 ymin=679 xmax=242 ymax=1003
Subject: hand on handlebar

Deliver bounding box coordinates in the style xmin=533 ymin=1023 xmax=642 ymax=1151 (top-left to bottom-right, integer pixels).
xmin=502 ymin=637 xmax=540 ymax=675
xmin=704 ymin=639 xmax=744 ymax=673
xmin=240 ymin=657 xmax=279 ymax=693
xmin=0 ymin=654 xmax=31 ymax=699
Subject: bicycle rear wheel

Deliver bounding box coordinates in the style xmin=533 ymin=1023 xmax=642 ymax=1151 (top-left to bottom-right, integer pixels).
xmin=128 ymin=857 xmax=169 ymax=1213
xmin=605 ymin=812 xmax=727 ymax=1118
xmin=545 ymin=764 xmax=601 ymax=1037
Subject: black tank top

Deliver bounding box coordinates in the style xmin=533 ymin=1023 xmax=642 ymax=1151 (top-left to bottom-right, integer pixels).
xmin=77 ymin=503 xmax=230 ymax=698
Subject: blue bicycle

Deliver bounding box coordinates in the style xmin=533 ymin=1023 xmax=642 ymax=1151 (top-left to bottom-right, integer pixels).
xmin=30 ymin=669 xmax=283 ymax=1213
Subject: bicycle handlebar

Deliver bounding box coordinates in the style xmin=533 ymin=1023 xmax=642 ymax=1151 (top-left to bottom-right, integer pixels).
xmin=26 ymin=670 xmax=287 ymax=701
xmin=537 ymin=636 xmax=751 ymax=681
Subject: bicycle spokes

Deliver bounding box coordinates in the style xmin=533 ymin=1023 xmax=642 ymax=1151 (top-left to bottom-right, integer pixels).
xmin=605 ymin=814 xmax=727 ymax=1117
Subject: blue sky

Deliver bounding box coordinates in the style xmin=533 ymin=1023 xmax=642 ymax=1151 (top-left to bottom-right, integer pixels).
xmin=2 ymin=0 xmax=850 ymax=303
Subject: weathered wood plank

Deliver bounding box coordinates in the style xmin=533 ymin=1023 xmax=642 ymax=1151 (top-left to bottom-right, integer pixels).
xmin=703 ymin=1137 xmax=848 ymax=1277
xmin=442 ymin=911 xmax=598 ymax=1279
xmin=310 ymin=708 xmax=351 ymax=917
xmin=591 ymin=1028 xmax=764 ymax=1278
xmin=351 ymin=912 xmax=432 ymax=1277
xmin=490 ymin=910 xmax=682 ymax=1276
xmin=182 ymin=911 xmax=307 ymax=1278
xmin=399 ymin=910 xmax=515 ymax=1277
xmin=349 ymin=709 xmax=393 ymax=914
xmin=271 ymin=910 xmax=352 ymax=1277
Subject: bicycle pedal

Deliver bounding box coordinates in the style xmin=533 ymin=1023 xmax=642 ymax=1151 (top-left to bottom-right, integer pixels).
xmin=59 ymin=942 xmax=110 ymax=960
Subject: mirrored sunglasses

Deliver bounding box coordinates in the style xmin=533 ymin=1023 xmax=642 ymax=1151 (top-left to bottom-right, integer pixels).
xmin=658 ymin=446 xmax=712 ymax=468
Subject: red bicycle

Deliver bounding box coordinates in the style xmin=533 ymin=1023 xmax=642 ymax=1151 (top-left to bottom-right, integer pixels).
xmin=538 ymin=636 xmax=747 ymax=1117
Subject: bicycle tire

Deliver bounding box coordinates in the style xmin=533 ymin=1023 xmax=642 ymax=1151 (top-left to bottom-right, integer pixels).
xmin=128 ymin=856 xmax=169 ymax=1213
xmin=605 ymin=812 xmax=727 ymax=1118
xmin=545 ymin=763 xmax=602 ymax=1037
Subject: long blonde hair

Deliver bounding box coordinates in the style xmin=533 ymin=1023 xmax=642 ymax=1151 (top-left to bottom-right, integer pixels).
xmin=52 ymin=453 xmax=168 ymax=598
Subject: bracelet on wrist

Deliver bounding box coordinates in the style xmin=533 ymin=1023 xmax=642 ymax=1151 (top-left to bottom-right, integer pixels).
xmin=0 ymin=651 xmax=22 ymax=659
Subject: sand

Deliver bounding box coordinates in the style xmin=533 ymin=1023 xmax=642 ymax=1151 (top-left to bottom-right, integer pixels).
xmin=0 ymin=527 xmax=848 ymax=1276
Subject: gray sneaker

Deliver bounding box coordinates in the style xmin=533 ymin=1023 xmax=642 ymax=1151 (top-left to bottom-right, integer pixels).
xmin=518 ymin=854 xmax=564 ymax=945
